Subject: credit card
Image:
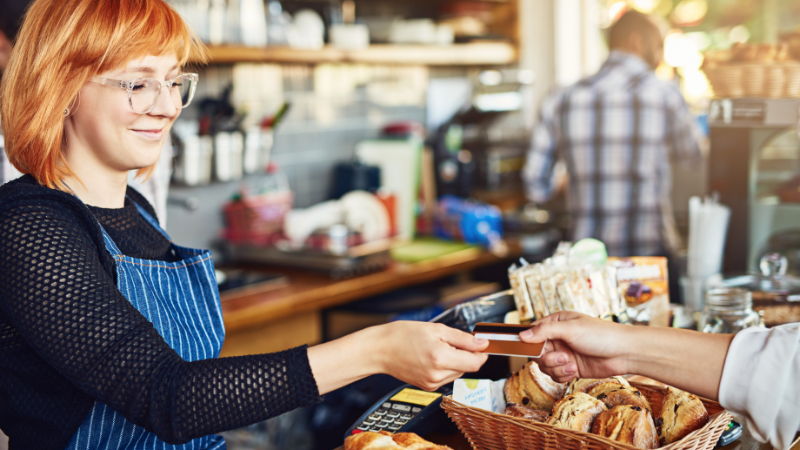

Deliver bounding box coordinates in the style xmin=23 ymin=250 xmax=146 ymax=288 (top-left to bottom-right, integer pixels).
xmin=472 ymin=323 xmax=546 ymax=358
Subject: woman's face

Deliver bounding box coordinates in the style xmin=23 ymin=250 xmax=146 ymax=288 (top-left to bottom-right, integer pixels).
xmin=65 ymin=54 xmax=181 ymax=175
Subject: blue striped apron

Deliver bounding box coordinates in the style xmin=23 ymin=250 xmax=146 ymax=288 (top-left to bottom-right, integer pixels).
xmin=65 ymin=202 xmax=227 ymax=450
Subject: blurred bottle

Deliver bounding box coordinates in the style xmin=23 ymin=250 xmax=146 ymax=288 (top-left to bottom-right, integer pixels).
xmin=240 ymin=0 xmax=268 ymax=47
xmin=208 ymin=0 xmax=226 ymax=45
xmin=225 ymin=0 xmax=241 ymax=45
xmin=266 ymin=1 xmax=290 ymax=46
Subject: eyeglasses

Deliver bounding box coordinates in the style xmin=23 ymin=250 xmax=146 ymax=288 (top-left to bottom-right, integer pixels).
xmin=90 ymin=73 xmax=199 ymax=114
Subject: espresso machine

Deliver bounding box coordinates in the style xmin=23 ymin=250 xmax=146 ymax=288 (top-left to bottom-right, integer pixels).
xmin=708 ymin=98 xmax=800 ymax=274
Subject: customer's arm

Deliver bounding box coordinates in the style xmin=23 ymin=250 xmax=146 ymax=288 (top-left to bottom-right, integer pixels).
xmin=520 ymin=312 xmax=800 ymax=450
xmin=518 ymin=311 xmax=733 ymax=399
xmin=308 ymin=321 xmax=490 ymax=394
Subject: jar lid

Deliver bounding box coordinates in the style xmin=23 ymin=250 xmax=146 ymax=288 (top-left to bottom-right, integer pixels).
xmin=714 ymin=253 xmax=800 ymax=299
xmin=705 ymin=287 xmax=752 ymax=308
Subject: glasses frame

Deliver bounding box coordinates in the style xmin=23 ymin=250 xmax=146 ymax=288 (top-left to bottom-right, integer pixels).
xmin=90 ymin=73 xmax=199 ymax=114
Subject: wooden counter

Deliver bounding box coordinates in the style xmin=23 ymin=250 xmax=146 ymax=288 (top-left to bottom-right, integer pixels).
xmin=219 ymin=247 xmax=512 ymax=356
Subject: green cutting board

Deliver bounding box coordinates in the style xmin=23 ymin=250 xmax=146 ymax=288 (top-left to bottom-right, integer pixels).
xmin=391 ymin=237 xmax=476 ymax=263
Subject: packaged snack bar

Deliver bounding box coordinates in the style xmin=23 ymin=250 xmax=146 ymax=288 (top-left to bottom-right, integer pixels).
xmin=508 ymin=264 xmax=536 ymax=324
xmin=522 ymin=264 xmax=549 ymax=320
xmin=567 ymin=268 xmax=598 ymax=317
xmin=540 ymin=269 xmax=564 ymax=315
xmin=588 ymin=270 xmax=613 ymax=320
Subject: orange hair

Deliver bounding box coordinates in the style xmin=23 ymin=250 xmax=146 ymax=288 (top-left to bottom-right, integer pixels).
xmin=0 ymin=0 xmax=207 ymax=190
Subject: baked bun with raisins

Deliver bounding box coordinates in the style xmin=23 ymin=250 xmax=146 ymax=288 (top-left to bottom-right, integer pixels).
xmin=503 ymin=361 xmax=565 ymax=411
xmin=564 ymin=376 xmax=630 ymax=395
xmin=547 ymin=393 xmax=607 ymax=432
xmin=657 ymin=387 xmax=709 ymax=445
xmin=592 ymin=405 xmax=659 ymax=449
xmin=588 ymin=382 xmax=653 ymax=413
xmin=502 ymin=403 xmax=549 ymax=422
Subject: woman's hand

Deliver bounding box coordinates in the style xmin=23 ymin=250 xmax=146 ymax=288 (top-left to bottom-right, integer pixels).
xmin=374 ymin=321 xmax=490 ymax=391
xmin=308 ymin=321 xmax=489 ymax=395
xmin=519 ymin=311 xmax=635 ymax=383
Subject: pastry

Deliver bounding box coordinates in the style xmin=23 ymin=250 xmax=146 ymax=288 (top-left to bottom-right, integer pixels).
xmin=547 ymin=392 xmax=607 ymax=432
xmin=657 ymin=387 xmax=709 ymax=445
xmin=588 ymin=382 xmax=652 ymax=412
xmin=344 ymin=430 xmax=452 ymax=450
xmin=592 ymin=405 xmax=659 ymax=449
xmin=564 ymin=376 xmax=630 ymax=395
xmin=392 ymin=432 xmax=451 ymax=449
xmin=625 ymin=282 xmax=653 ymax=304
xmin=503 ymin=361 xmax=566 ymax=411
xmin=344 ymin=431 xmax=400 ymax=450
xmin=503 ymin=403 xmax=549 ymax=422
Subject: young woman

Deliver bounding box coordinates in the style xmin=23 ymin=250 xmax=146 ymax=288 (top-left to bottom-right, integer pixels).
xmin=0 ymin=1 xmax=489 ymax=449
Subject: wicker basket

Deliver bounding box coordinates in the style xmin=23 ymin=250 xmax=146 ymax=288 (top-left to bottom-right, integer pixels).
xmin=441 ymin=382 xmax=732 ymax=450
xmin=705 ymin=62 xmax=800 ymax=98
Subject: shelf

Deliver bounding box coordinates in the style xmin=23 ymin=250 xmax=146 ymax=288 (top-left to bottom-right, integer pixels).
xmin=196 ymin=42 xmax=517 ymax=66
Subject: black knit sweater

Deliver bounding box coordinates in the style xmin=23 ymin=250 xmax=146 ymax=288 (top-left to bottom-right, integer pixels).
xmin=0 ymin=175 xmax=322 ymax=450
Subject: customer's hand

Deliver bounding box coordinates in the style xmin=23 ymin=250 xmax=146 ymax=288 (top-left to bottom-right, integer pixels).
xmin=376 ymin=321 xmax=489 ymax=391
xmin=519 ymin=311 xmax=633 ymax=383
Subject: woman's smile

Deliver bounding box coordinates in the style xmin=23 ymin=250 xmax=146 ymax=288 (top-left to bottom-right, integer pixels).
xmin=130 ymin=127 xmax=164 ymax=140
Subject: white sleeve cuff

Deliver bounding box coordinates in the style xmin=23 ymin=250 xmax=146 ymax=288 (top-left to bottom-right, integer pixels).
xmin=718 ymin=324 xmax=800 ymax=450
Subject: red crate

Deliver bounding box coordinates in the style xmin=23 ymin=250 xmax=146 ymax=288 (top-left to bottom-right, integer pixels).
xmin=222 ymin=191 xmax=293 ymax=245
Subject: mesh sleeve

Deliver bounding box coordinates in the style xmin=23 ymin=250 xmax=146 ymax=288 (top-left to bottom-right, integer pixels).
xmin=0 ymin=200 xmax=322 ymax=444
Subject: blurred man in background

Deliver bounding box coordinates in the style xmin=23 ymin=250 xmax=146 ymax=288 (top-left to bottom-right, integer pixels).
xmin=523 ymin=9 xmax=702 ymax=258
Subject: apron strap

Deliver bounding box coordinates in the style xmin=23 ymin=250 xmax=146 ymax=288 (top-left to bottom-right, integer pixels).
xmin=126 ymin=195 xmax=173 ymax=242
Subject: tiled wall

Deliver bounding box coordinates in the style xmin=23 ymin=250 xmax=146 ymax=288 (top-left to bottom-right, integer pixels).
xmin=166 ymin=63 xmax=431 ymax=250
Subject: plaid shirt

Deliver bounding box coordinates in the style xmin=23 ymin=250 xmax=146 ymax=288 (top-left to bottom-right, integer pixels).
xmin=523 ymin=51 xmax=701 ymax=256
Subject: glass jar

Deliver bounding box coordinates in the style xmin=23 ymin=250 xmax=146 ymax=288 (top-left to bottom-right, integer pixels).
xmin=698 ymin=288 xmax=764 ymax=334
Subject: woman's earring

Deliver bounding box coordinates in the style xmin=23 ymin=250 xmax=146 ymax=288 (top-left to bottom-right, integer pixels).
xmin=64 ymin=109 xmax=69 ymax=116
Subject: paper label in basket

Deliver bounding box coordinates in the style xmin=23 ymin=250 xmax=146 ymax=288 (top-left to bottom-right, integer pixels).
xmin=452 ymin=378 xmax=507 ymax=413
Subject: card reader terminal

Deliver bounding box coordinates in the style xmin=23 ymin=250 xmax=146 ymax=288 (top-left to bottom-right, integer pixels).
xmin=345 ymin=384 xmax=453 ymax=440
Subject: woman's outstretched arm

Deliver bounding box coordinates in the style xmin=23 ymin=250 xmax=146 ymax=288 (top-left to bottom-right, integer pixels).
xmin=308 ymin=321 xmax=489 ymax=394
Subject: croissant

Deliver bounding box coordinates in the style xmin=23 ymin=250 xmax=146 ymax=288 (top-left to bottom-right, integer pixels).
xmin=344 ymin=431 xmax=452 ymax=450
